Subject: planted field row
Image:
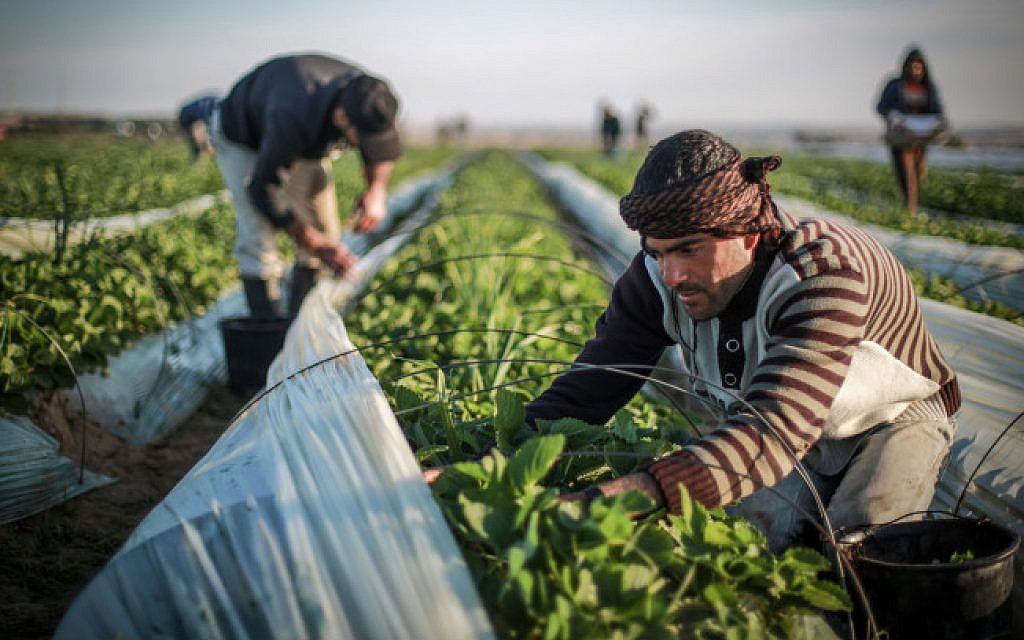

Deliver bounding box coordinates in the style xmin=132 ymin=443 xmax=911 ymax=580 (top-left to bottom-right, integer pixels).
xmin=537 ymin=148 xmax=1023 ymax=250
xmin=0 ymin=204 xmax=238 ymax=412
xmin=343 ymin=151 xmax=848 ymax=638
xmin=538 ymin=148 xmax=1023 ymax=325
xmin=0 ymin=134 xmax=460 ymax=220
xmin=0 ymin=134 xmax=224 ymax=219
xmin=0 ymin=148 xmax=459 ymax=412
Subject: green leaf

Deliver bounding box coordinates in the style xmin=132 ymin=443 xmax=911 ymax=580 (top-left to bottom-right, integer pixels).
xmin=414 ymin=444 xmax=448 ymax=464
xmin=494 ymin=388 xmax=527 ymax=452
xmin=799 ymin=579 xmax=852 ymax=611
xmin=507 ymin=434 xmax=565 ymax=492
xmin=611 ymin=410 xmax=638 ymax=443
xmin=780 ymin=547 xmax=831 ymax=574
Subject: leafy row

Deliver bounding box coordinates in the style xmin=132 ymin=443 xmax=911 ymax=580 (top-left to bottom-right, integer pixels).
xmin=0 ymin=133 xmax=224 ymax=219
xmin=344 ymin=150 xmax=849 ymax=637
xmin=0 ymin=134 xmax=461 ymax=220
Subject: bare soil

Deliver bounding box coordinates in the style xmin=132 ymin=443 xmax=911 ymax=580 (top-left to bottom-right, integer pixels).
xmin=0 ymin=384 xmax=248 ymax=640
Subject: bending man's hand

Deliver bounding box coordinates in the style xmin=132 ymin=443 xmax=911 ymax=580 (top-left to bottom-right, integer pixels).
xmin=287 ymin=220 xmax=357 ymax=276
xmin=315 ymin=243 xmax=357 ymax=275
xmin=350 ymin=159 xmax=394 ymax=233
xmin=350 ymin=188 xmax=388 ymax=233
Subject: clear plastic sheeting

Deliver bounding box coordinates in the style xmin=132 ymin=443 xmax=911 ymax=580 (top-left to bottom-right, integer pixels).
xmin=58 ymin=288 xmax=247 ymax=445
xmin=924 ymin=299 xmax=1024 ymax=530
xmin=56 ymin=157 xmax=492 ymax=639
xmin=0 ymin=415 xmax=115 ymax=525
xmin=55 ymin=344 xmax=493 ymax=640
xmin=0 ymin=191 xmax=231 ymax=259
xmin=519 ymin=152 xmax=639 ymax=275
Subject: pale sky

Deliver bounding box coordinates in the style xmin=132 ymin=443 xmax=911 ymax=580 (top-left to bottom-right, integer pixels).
xmin=2 ymin=0 xmax=1022 ymax=130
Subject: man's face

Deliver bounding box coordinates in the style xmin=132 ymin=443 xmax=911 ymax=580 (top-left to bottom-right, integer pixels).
xmin=644 ymin=233 xmax=759 ymax=321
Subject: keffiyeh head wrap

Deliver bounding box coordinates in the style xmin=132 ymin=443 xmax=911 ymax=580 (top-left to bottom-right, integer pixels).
xmin=619 ymin=155 xmax=783 ymax=239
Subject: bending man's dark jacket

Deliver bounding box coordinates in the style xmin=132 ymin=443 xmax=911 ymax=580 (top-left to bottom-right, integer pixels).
xmin=218 ymin=54 xmax=363 ymax=228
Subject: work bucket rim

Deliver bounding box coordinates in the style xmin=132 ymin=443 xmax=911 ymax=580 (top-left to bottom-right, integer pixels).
xmin=838 ymin=514 xmax=1020 ymax=572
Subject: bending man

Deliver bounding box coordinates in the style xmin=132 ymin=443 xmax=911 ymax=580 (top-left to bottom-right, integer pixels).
xmin=529 ymin=130 xmax=959 ymax=552
xmin=211 ymin=53 xmax=402 ymax=317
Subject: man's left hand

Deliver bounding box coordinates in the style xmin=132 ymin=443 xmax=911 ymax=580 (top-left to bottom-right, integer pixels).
xmin=350 ymin=189 xmax=387 ymax=233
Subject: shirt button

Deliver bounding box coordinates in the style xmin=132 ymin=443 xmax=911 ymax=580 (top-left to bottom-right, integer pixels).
xmin=725 ymin=338 xmax=740 ymax=352
xmin=723 ymin=372 xmax=738 ymax=387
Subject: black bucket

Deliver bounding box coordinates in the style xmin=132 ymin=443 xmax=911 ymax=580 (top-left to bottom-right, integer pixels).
xmin=841 ymin=517 xmax=1019 ymax=639
xmin=218 ymin=316 xmax=291 ymax=393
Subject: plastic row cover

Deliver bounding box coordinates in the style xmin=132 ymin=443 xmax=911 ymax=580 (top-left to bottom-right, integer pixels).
xmin=56 ymin=287 xmax=492 ymax=638
xmin=0 ymin=191 xmax=230 ymax=259
xmin=0 ymin=415 xmax=115 ymax=525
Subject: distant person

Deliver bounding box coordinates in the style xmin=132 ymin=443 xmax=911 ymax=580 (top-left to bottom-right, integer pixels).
xmin=634 ymin=102 xmax=653 ymax=149
xmin=875 ymin=46 xmax=946 ymax=215
xmin=210 ymin=53 xmax=402 ymax=318
xmin=600 ymin=105 xmax=622 ymax=158
xmin=177 ymin=94 xmax=219 ymax=161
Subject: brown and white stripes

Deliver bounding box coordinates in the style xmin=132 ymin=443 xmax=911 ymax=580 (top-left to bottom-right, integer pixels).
xmin=647 ymin=213 xmax=960 ymax=513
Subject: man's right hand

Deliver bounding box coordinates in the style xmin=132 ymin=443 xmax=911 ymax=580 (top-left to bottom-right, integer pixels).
xmin=287 ymin=220 xmax=356 ymax=276
xmin=315 ymin=244 xmax=356 ymax=275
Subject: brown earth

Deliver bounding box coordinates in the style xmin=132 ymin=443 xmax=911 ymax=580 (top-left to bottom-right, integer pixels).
xmin=0 ymin=384 xmax=249 ymax=640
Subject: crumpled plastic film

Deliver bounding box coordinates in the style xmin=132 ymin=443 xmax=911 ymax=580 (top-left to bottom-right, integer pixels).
xmin=57 ymin=287 xmax=247 ymax=445
xmin=55 ymin=333 xmax=493 ymax=639
xmin=0 ymin=415 xmax=115 ymax=525
xmin=267 ymin=161 xmax=461 ymax=387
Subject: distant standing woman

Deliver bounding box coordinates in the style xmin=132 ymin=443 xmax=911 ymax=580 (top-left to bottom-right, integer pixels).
xmin=876 ymin=46 xmax=946 ymax=214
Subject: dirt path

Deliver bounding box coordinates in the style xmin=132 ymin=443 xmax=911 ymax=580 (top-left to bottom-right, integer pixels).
xmin=0 ymin=384 xmax=248 ymax=639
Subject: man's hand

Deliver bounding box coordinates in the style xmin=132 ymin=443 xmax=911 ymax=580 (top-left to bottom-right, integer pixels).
xmin=422 ymin=467 xmax=445 ymax=484
xmin=287 ymin=220 xmax=357 ymax=276
xmin=350 ymin=188 xmax=388 ymax=233
xmin=558 ymin=472 xmax=666 ymax=515
xmin=315 ymin=243 xmax=357 ymax=275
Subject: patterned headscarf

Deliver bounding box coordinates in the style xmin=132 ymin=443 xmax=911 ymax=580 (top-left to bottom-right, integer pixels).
xmin=619 ymin=155 xmax=783 ymax=239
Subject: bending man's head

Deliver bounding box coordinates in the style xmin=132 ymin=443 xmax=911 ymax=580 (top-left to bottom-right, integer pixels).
xmin=335 ymin=75 xmax=402 ymax=165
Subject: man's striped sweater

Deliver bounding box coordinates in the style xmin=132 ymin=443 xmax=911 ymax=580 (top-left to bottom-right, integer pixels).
xmin=525 ymin=212 xmax=960 ymax=514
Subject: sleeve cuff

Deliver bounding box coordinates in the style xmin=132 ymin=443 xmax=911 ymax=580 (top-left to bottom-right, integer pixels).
xmin=647 ymin=451 xmax=721 ymax=514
